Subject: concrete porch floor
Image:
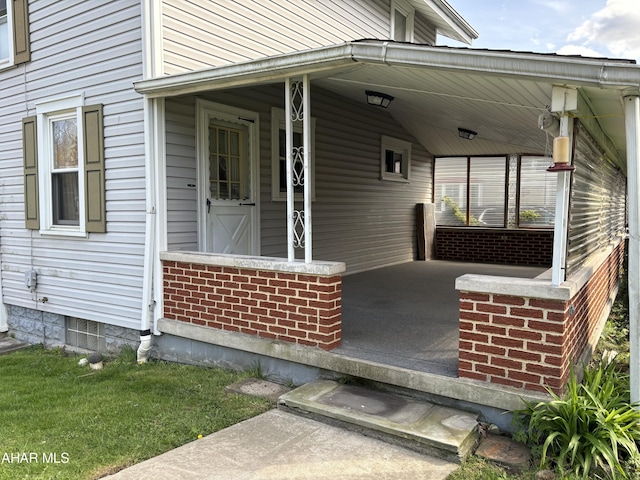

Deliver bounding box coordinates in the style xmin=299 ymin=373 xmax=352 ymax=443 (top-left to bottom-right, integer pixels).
xmin=336 ymin=260 xmax=548 ymax=377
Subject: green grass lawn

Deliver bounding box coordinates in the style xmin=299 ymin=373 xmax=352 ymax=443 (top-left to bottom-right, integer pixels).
xmin=0 ymin=346 xmax=272 ymax=480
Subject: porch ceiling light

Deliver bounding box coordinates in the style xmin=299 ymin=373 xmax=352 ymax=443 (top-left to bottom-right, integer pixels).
xmin=458 ymin=128 xmax=477 ymax=140
xmin=365 ymin=90 xmax=394 ymax=108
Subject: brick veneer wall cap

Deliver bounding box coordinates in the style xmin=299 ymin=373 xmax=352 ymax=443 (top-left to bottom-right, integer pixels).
xmin=455 ymin=236 xmax=624 ymax=302
xmin=160 ymin=251 xmax=346 ymax=276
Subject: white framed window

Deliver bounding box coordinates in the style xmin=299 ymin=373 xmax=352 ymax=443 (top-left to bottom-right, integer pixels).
xmin=0 ymin=0 xmax=29 ymax=69
xmin=25 ymin=96 xmax=106 ymax=236
xmin=22 ymin=95 xmax=106 ymax=236
xmin=270 ymin=107 xmax=316 ymax=201
xmin=380 ymin=135 xmax=411 ymax=182
xmin=36 ymin=96 xmax=85 ymax=236
xmin=391 ymin=0 xmax=415 ymax=42
xmin=49 ymin=111 xmax=81 ymax=227
xmin=0 ymin=0 xmax=12 ymax=66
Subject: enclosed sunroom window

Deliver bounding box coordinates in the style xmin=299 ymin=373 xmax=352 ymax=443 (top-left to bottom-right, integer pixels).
xmin=434 ymin=156 xmax=507 ymax=226
xmin=434 ymin=155 xmax=555 ymax=228
xmin=518 ymin=156 xmax=556 ymax=227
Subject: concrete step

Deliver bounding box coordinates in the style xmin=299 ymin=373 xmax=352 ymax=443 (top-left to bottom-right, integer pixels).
xmin=278 ymin=379 xmax=479 ymax=463
xmin=0 ymin=336 xmax=30 ymax=355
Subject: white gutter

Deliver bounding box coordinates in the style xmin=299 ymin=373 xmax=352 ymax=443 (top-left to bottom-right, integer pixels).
xmin=134 ymin=41 xmax=640 ymax=99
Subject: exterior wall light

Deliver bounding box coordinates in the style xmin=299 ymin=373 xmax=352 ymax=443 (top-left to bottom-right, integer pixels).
xmin=365 ymin=90 xmax=394 ymax=108
xmin=458 ymin=128 xmax=477 ymax=140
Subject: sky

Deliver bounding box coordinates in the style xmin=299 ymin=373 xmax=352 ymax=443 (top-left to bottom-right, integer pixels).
xmin=440 ymin=0 xmax=640 ymax=62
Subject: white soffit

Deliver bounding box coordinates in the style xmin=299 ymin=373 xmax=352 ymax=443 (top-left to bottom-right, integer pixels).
xmin=134 ymin=42 xmax=639 ymax=160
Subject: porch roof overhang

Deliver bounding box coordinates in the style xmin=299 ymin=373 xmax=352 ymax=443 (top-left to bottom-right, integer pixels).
xmin=134 ymin=40 xmax=640 ymax=167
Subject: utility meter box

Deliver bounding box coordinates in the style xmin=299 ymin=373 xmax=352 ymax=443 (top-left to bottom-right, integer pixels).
xmin=24 ymin=270 xmax=37 ymax=289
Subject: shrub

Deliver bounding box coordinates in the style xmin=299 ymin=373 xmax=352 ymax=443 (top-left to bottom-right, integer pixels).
xmin=515 ymin=357 xmax=640 ymax=479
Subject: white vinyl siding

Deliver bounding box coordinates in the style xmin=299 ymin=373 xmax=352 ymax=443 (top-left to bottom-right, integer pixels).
xmin=165 ymin=85 xmax=432 ymax=273
xmin=414 ymin=13 xmax=437 ymax=45
xmin=0 ymin=0 xmax=145 ymax=329
xmin=162 ymin=0 xmax=394 ymax=74
xmin=166 ymin=97 xmax=198 ymax=251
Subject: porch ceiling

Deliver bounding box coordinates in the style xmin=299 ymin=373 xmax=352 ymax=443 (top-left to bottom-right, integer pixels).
xmin=135 ymin=41 xmax=639 ymax=164
xmin=314 ymin=63 xmax=557 ymax=157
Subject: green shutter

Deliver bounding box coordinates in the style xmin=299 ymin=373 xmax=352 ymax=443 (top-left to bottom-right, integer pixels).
xmin=22 ymin=116 xmax=39 ymax=230
xmin=12 ymin=0 xmax=30 ymax=64
xmin=82 ymin=104 xmax=106 ymax=233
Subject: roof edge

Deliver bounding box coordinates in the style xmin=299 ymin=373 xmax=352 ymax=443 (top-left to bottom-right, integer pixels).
xmin=134 ymin=42 xmax=640 ymax=98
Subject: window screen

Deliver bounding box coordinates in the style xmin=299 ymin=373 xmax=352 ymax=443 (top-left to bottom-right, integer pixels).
xmin=519 ymin=156 xmax=556 ymax=227
xmin=435 ymin=156 xmax=507 ymax=226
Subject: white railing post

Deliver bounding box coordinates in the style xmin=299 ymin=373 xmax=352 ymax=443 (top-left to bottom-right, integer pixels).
xmin=551 ymin=114 xmax=573 ymax=286
xmin=303 ymin=74 xmax=312 ymax=263
xmin=285 ymin=78 xmax=294 ymax=262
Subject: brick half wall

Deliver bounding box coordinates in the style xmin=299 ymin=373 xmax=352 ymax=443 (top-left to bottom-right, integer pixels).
xmin=161 ymin=254 xmax=344 ymax=351
xmin=436 ymin=228 xmax=553 ymax=267
xmin=457 ymin=239 xmax=624 ymax=394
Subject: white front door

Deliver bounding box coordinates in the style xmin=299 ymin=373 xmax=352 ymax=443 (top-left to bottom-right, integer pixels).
xmin=198 ymin=102 xmax=259 ymax=255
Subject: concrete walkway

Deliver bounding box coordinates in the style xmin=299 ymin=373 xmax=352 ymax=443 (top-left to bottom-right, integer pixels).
xmin=102 ymin=409 xmax=458 ymax=480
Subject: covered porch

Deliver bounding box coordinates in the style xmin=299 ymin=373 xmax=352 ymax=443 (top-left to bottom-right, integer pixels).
xmin=135 ymin=40 xmax=637 ymax=399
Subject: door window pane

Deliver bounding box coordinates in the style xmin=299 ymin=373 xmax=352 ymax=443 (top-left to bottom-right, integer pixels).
xmin=209 ymin=122 xmax=248 ymax=200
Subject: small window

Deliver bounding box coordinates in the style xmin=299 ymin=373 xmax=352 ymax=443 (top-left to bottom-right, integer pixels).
xmin=66 ymin=317 xmax=106 ymax=352
xmin=271 ymin=108 xmax=316 ymax=201
xmin=380 ymin=135 xmax=411 ymax=182
xmin=391 ymin=0 xmax=414 ymax=42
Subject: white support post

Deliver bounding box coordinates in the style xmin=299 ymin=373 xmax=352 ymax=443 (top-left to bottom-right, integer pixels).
xmin=551 ymin=114 xmax=573 ymax=286
xmin=303 ymin=74 xmax=312 ymax=263
xmin=285 ymin=78 xmax=295 ymax=262
xmin=624 ymin=95 xmax=640 ymax=404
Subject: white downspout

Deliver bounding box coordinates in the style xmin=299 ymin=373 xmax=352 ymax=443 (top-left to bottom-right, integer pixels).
xmin=138 ymin=0 xmax=163 ymax=362
xmin=624 ymin=94 xmax=640 ymax=404
xmin=0 ymin=291 xmax=7 ymax=333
